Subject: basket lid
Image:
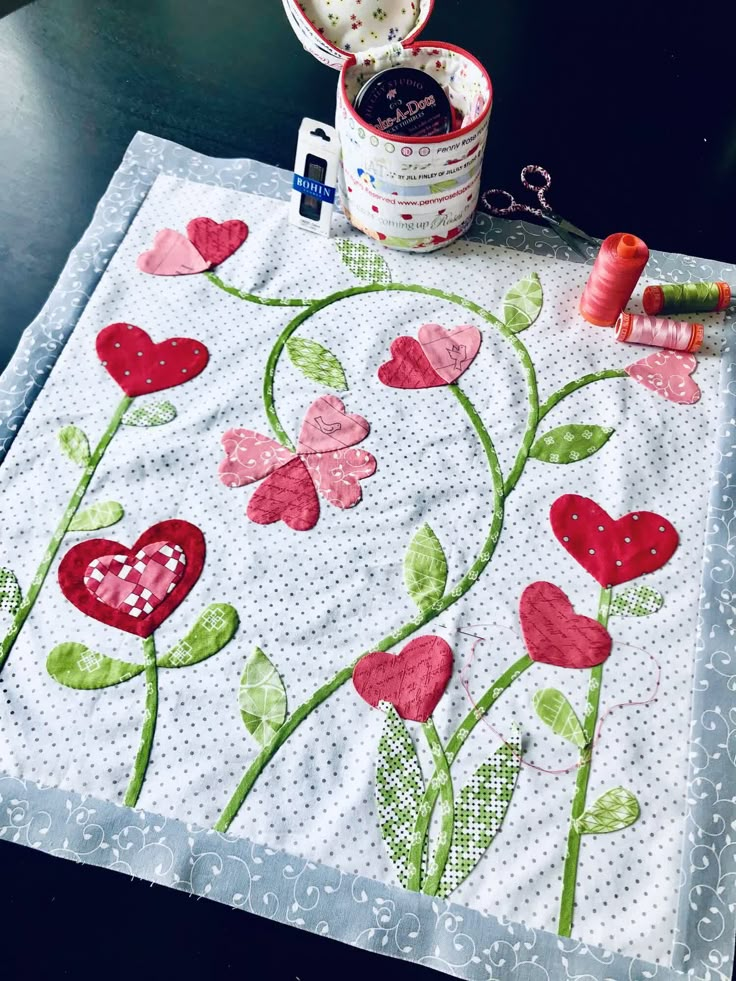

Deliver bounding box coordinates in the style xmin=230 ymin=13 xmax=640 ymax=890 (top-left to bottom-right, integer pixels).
xmin=282 ymin=0 xmax=435 ymax=70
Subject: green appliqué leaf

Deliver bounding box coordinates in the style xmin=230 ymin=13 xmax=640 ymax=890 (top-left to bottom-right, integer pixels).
xmin=503 ymin=272 xmax=542 ymax=333
xmin=575 ymin=787 xmax=640 ymax=834
xmin=533 ymin=688 xmax=586 ymax=749
xmin=610 ymin=585 xmax=664 ymax=617
xmin=157 ymin=604 xmax=239 ymax=668
xmin=47 ymin=642 xmax=143 ymax=689
xmin=436 ymin=728 xmax=521 ymax=899
xmin=58 ymin=425 xmax=90 ymax=467
xmin=376 ymin=704 xmax=425 ymax=888
xmin=0 ymin=568 xmax=22 ymax=616
xmin=530 ymin=424 xmax=614 ymax=464
xmin=285 ymin=337 xmax=348 ymax=391
xmin=239 ymin=647 xmax=287 ymax=746
xmin=404 ymin=524 xmax=448 ymax=613
xmin=69 ymin=501 xmax=124 ymax=532
xmin=337 ymin=240 xmax=391 ymax=285
xmin=122 ymin=401 xmax=177 ymax=427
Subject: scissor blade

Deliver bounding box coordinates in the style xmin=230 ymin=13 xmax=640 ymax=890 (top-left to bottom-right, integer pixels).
xmin=544 ymin=219 xmax=589 ymax=258
xmin=558 ymin=218 xmax=599 ymax=246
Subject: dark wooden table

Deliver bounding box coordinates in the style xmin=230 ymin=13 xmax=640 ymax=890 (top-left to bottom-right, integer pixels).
xmin=1 ymin=1 xmax=734 ymax=977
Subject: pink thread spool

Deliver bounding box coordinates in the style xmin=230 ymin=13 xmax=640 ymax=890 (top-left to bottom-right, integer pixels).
xmin=580 ymin=233 xmax=649 ymax=327
xmin=615 ymin=312 xmax=704 ymax=353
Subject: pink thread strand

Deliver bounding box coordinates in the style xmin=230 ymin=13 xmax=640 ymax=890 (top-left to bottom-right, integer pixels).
xmin=455 ymin=623 xmax=661 ymax=775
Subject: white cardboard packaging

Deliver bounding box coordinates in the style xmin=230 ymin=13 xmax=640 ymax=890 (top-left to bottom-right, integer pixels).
xmin=289 ymin=118 xmax=340 ymax=237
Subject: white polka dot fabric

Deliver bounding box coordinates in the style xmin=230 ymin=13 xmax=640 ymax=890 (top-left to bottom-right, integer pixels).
xmin=0 ymin=174 xmax=725 ymax=964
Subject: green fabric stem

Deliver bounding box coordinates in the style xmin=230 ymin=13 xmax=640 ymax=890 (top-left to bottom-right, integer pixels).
xmin=420 ymin=718 xmax=454 ymax=896
xmin=0 ymin=395 xmax=132 ymax=675
xmin=214 ymin=381 xmax=507 ymax=833
xmin=539 ymin=370 xmax=628 ymax=423
xmin=124 ymin=634 xmax=159 ymax=808
xmin=204 ymin=271 xmax=315 ymax=307
xmin=557 ymin=585 xmax=611 ymax=937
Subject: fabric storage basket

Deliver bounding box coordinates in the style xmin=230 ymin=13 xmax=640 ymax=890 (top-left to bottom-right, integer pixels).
xmin=282 ymin=0 xmax=493 ymax=252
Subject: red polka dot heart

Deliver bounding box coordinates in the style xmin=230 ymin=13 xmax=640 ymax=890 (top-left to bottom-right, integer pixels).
xmin=97 ymin=323 xmax=209 ymax=397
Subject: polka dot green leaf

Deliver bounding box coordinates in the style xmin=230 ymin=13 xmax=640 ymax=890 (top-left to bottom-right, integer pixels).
xmin=610 ymin=585 xmax=664 ymax=617
xmin=575 ymin=786 xmax=640 ymax=834
xmin=376 ymin=703 xmax=426 ymax=888
xmin=239 ymin=646 xmax=287 ymax=747
xmin=286 ymin=337 xmax=348 ymax=391
xmin=503 ymin=272 xmax=543 ymax=333
xmin=530 ymin=424 xmax=614 ymax=464
xmin=68 ymin=501 xmax=124 ymax=533
xmin=122 ymin=400 xmax=177 ymax=427
xmin=404 ymin=523 xmax=448 ymax=613
xmin=436 ymin=726 xmax=521 ymax=899
xmin=0 ymin=568 xmax=22 ymax=616
xmin=337 ymin=239 xmax=392 ymax=285
xmin=58 ymin=424 xmax=91 ymax=467
xmin=46 ymin=641 xmax=144 ymax=689
xmin=158 ymin=603 xmax=239 ymax=669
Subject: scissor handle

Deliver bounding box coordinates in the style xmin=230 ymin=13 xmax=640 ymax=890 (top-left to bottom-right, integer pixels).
xmin=481 ymin=188 xmax=521 ymax=217
xmin=520 ymin=165 xmax=552 ymax=210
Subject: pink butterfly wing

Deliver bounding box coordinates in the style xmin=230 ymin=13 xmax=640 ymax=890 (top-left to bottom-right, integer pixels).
xmin=304 ymin=448 xmax=377 ymax=509
xmin=219 ymin=429 xmax=295 ymax=487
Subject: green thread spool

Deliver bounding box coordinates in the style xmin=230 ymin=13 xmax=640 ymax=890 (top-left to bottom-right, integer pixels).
xmin=643 ymin=281 xmax=731 ymax=316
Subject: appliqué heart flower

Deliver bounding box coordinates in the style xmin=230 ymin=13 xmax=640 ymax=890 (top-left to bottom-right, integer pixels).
xmin=219 ymin=395 xmax=377 ymax=532
xmin=352 ymin=635 xmax=453 ymax=722
xmin=137 ymin=217 xmax=248 ymax=276
xmin=624 ymin=350 xmax=700 ymax=405
xmin=519 ymin=581 xmax=612 ymax=668
xmin=378 ymin=324 xmax=482 ymax=389
xmin=97 ymin=323 xmax=209 ymax=397
xmin=550 ymin=494 xmax=679 ymax=588
xmin=58 ymin=520 xmax=205 ymax=637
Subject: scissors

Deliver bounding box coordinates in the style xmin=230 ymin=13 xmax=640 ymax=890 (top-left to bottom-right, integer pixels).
xmin=481 ymin=165 xmax=599 ymax=258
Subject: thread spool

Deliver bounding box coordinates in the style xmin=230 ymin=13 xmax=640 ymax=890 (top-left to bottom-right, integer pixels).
xmin=580 ymin=232 xmax=649 ymax=327
xmin=643 ymin=281 xmax=731 ymax=316
xmin=615 ymin=312 xmax=703 ymax=353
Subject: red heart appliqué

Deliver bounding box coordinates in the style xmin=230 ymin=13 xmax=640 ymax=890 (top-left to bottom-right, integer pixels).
xmin=59 ymin=520 xmax=205 ymax=637
xmin=377 ymin=336 xmax=445 ymax=389
xmin=519 ymin=581 xmax=612 ymax=669
xmin=550 ymin=494 xmax=678 ymax=587
xmin=97 ymin=324 xmax=209 ymax=397
xmin=186 ymin=218 xmax=248 ymax=266
xmin=352 ymin=636 xmax=453 ymax=722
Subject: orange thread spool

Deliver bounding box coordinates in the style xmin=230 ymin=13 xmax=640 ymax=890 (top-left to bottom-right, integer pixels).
xmin=580 ymin=233 xmax=649 ymax=327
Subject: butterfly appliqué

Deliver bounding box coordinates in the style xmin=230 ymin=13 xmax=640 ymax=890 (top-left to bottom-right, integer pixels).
xmin=219 ymin=396 xmax=377 ymax=531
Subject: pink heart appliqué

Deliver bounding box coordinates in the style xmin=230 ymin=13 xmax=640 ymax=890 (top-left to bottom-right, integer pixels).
xmin=297 ymin=395 xmax=370 ymax=455
xmin=84 ymin=541 xmax=186 ymax=619
xmin=186 ymin=218 xmax=249 ymax=266
xmin=418 ymin=323 xmax=482 ymax=383
xmin=137 ymin=229 xmax=211 ymax=276
xmin=246 ymin=457 xmax=320 ymax=531
xmin=519 ymin=581 xmax=612 ymax=669
xmin=625 ymin=350 xmax=700 ymax=405
xmin=550 ymin=494 xmax=679 ymax=587
xmin=352 ymin=636 xmax=453 ymax=722
xmin=377 ymin=336 xmax=446 ymax=389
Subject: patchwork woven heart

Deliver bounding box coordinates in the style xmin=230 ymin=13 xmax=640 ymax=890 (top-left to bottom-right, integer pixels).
xmin=352 ymin=635 xmax=453 ymax=722
xmin=84 ymin=542 xmax=186 ymax=620
xmin=136 ymin=228 xmax=211 ymax=276
xmin=186 ymin=218 xmax=248 ymax=265
xmin=97 ymin=323 xmax=209 ymax=397
xmin=59 ymin=520 xmax=205 ymax=637
xmin=550 ymin=494 xmax=679 ymax=587
xmin=519 ymin=581 xmax=612 ymax=669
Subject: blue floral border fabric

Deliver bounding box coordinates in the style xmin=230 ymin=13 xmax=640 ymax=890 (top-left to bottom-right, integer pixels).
xmin=0 ymin=132 xmax=734 ymax=981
